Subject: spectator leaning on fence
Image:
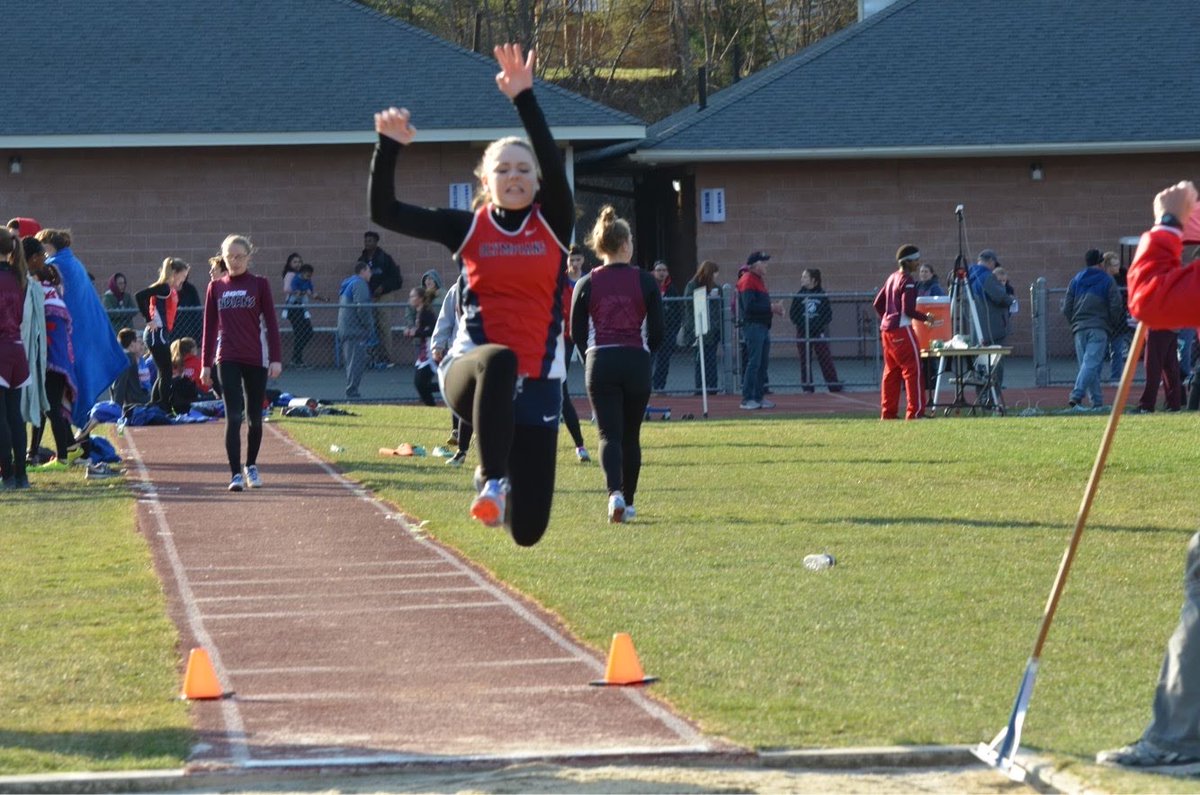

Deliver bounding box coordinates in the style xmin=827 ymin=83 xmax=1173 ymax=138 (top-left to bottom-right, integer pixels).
xmin=789 ymin=267 xmax=842 ymax=393
xmin=650 ymin=260 xmax=677 ymax=394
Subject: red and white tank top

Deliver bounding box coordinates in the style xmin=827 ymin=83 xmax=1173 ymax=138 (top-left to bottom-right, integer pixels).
xmin=451 ymin=203 xmax=567 ymax=379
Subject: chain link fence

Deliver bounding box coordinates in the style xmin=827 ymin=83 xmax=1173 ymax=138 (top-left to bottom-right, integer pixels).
xmin=98 ymin=280 xmax=1189 ymax=402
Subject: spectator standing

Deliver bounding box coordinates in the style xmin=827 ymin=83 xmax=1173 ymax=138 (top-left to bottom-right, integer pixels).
xmin=1136 ymin=327 xmax=1184 ymax=413
xmin=874 ymin=245 xmax=934 ymax=420
xmin=1103 ymin=251 xmax=1135 ymax=383
xmin=915 ymin=263 xmax=945 ymax=297
xmin=337 ymin=261 xmax=374 ymax=399
xmin=0 ymin=228 xmax=31 ymax=489
xmin=362 ymin=230 xmax=402 ymax=367
xmin=34 ymin=229 xmax=128 ymax=431
xmin=173 ymin=268 xmax=203 ymax=343
xmin=561 ymin=246 xmax=590 ymax=462
xmin=431 ymin=279 xmax=472 ymax=466
xmin=737 ymin=251 xmax=781 ymax=410
xmin=570 ymin=206 xmax=663 ymax=523
xmin=681 ymin=260 xmax=721 ymax=395
xmin=199 ymin=235 xmax=283 ymax=492
xmin=370 ymin=43 xmax=572 ymax=546
xmin=1062 ymin=248 xmax=1124 ymax=410
xmin=406 ymin=286 xmax=438 ymax=406
xmin=135 ymin=258 xmax=191 ymax=414
xmin=1097 ymin=180 xmax=1200 ymax=770
xmin=789 ymin=267 xmax=842 ymax=393
xmin=288 ymin=262 xmax=319 ymax=368
xmin=23 ymin=238 xmax=75 ymax=468
xmin=281 ymin=253 xmax=308 ymax=367
xmin=968 ymin=249 xmax=1014 ymax=389
xmin=102 ymin=273 xmax=137 ymax=331
xmin=650 ymin=260 xmax=677 ymax=393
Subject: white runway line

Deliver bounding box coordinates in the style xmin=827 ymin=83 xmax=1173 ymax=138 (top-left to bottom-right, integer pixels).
xmin=123 ymin=431 xmax=251 ymax=766
xmin=191 ymin=571 xmax=459 ymax=586
xmin=204 ymin=601 xmax=506 ymax=620
xmin=186 ymin=560 xmax=449 ymax=571
xmin=268 ymin=423 xmax=712 ymax=754
xmin=195 ymin=585 xmax=483 ymax=603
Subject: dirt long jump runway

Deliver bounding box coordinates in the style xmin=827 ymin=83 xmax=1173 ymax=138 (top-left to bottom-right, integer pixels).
xmin=123 ymin=421 xmax=718 ymax=771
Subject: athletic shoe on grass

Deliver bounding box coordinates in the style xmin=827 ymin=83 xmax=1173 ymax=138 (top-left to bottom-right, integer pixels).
xmin=228 ymin=473 xmax=245 ymax=492
xmin=38 ymin=458 xmax=70 ymax=472
xmin=85 ymin=463 xmax=118 ymax=481
xmin=1097 ymin=739 xmax=1200 ymax=768
xmin=471 ymin=477 xmax=509 ymax=527
xmin=244 ymin=465 xmax=262 ymax=489
xmin=446 ymin=450 xmax=466 ymax=467
xmin=608 ymin=491 xmax=626 ymax=523
xmin=576 ymin=446 xmax=591 ymax=463
xmin=431 ymin=446 xmax=454 ymax=458
xmin=624 ymin=505 xmax=636 ymax=522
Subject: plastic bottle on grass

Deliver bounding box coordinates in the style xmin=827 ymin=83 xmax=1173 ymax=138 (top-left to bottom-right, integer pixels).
xmin=803 ymin=553 xmax=836 ymax=571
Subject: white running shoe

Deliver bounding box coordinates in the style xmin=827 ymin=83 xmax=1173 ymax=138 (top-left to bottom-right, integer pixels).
xmin=244 ymin=465 xmax=262 ymax=489
xmin=608 ymin=491 xmax=626 ymax=523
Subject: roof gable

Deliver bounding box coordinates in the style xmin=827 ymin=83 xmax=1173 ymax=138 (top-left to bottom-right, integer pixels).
xmin=4 ymin=0 xmax=641 ymax=145
xmin=640 ymin=0 xmax=1200 ymax=158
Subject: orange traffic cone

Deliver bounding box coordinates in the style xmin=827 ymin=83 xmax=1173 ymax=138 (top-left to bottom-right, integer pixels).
xmin=180 ymin=647 xmax=224 ymax=700
xmin=589 ymin=632 xmax=658 ymax=686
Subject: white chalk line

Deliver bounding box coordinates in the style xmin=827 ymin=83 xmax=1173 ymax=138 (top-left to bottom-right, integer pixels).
xmin=194 ymin=584 xmax=482 ymax=603
xmin=267 ymin=423 xmax=710 ymax=753
xmin=123 ymin=431 xmax=251 ymax=765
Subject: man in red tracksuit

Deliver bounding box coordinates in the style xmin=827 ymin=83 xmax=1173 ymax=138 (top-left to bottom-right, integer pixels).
xmin=873 ymin=245 xmax=935 ymax=420
xmin=1097 ymin=180 xmax=1200 ymax=770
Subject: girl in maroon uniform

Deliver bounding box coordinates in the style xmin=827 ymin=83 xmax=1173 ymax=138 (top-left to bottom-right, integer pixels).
xmin=0 ymin=228 xmax=31 ymax=489
xmin=136 ymin=257 xmax=190 ymax=413
xmin=569 ymin=206 xmax=663 ymax=522
xmin=371 ymin=44 xmax=571 ymax=546
xmin=199 ymin=235 xmax=282 ymax=492
xmin=873 ymin=245 xmax=936 ymax=420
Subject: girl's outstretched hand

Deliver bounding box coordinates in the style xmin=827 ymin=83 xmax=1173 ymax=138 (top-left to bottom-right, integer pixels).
xmin=494 ymin=43 xmax=535 ymax=99
xmin=375 ymin=107 xmax=416 ymax=145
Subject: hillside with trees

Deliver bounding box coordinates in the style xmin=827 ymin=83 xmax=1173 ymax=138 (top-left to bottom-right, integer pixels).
xmin=357 ymin=0 xmax=858 ymax=121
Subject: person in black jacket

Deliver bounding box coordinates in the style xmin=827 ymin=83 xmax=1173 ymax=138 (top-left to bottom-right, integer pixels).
xmin=789 ymin=268 xmax=842 ymax=393
xmin=362 ymin=230 xmax=402 ymax=367
xmin=570 ymin=206 xmax=663 ymax=523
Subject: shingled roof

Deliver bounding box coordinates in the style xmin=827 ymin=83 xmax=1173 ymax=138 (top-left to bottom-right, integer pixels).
xmin=2 ymin=0 xmax=642 ymax=148
xmin=635 ymin=0 xmax=1200 ymax=162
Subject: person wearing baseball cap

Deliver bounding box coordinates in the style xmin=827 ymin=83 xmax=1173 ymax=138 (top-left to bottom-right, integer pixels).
xmin=736 ymin=251 xmax=782 ymax=409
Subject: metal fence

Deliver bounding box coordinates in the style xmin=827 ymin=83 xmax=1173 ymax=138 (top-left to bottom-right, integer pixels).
xmin=99 ymin=281 xmax=1178 ymax=402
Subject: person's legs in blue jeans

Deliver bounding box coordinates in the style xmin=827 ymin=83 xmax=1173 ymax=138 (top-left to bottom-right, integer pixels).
xmin=1079 ymin=328 xmax=1108 ymax=407
xmin=741 ymin=323 xmax=766 ymax=402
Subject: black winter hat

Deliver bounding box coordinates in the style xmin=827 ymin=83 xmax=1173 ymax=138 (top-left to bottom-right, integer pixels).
xmin=1085 ymin=248 xmax=1104 ymax=267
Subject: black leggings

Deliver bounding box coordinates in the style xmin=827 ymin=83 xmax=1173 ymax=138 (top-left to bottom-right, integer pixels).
xmin=0 ymin=386 xmax=26 ymax=482
xmin=147 ymin=341 xmax=173 ymax=413
xmin=28 ymin=370 xmax=73 ymax=460
xmin=218 ymin=361 xmax=267 ymax=477
xmin=561 ymin=355 xmax=584 ymax=448
xmin=415 ymin=365 xmax=437 ymax=406
xmin=442 ymin=345 xmax=558 ymax=546
xmin=287 ymin=309 xmax=313 ymax=364
xmin=585 ymin=347 xmax=651 ymax=505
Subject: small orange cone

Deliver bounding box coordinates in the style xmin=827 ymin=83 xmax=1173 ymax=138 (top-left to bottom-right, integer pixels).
xmin=590 ymin=632 xmax=658 ymax=686
xmin=180 ymin=647 xmax=224 ymax=700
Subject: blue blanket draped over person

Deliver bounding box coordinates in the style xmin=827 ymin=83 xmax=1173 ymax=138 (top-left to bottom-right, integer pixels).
xmin=47 ymin=246 xmax=130 ymax=428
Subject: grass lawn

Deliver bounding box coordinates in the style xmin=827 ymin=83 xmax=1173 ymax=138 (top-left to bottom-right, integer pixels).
xmin=0 ymin=452 xmax=191 ymax=775
xmin=280 ymin=405 xmax=1200 ymax=792
xmin=6 ymin=406 xmax=1200 ymax=793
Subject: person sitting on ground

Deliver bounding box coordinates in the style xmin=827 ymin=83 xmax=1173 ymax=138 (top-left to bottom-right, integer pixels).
xmin=73 ymin=328 xmax=152 ymax=445
xmin=169 ymin=337 xmax=214 ymax=414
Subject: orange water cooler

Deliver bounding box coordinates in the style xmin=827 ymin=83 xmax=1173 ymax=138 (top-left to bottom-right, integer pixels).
xmin=913 ymin=296 xmax=952 ymax=350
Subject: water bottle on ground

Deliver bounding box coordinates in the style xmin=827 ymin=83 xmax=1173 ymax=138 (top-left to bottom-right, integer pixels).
xmin=803 ymin=553 xmax=836 ymax=571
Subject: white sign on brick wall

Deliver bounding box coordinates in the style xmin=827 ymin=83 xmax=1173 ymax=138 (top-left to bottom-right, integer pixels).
xmin=449 ymin=183 xmax=473 ymax=210
xmin=700 ymin=188 xmax=726 ymax=223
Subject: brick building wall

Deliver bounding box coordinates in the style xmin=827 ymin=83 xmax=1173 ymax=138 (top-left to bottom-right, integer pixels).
xmin=1 ymin=143 xmax=481 ymax=302
xmin=690 ymin=152 xmax=1200 ymax=355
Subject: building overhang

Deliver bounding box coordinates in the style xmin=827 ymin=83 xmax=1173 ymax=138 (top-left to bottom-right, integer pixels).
xmin=629 ymin=139 xmax=1200 ymax=164
xmin=0 ymin=125 xmax=646 ymax=150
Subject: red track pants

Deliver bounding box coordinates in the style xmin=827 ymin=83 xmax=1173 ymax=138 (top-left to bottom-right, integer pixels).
xmin=880 ymin=327 xmax=925 ymax=420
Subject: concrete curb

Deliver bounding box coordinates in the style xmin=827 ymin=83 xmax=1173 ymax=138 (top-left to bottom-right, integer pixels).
xmin=0 ymin=745 xmax=1053 ymax=794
